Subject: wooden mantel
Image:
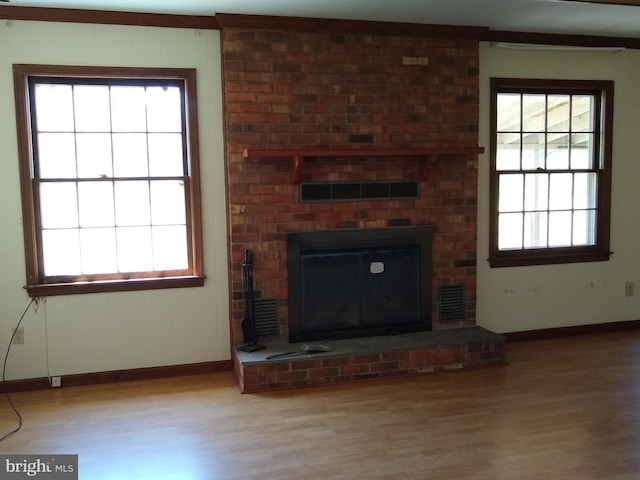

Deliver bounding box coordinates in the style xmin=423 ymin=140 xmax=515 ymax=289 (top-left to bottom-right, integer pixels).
xmin=242 ymin=147 xmax=485 ymax=184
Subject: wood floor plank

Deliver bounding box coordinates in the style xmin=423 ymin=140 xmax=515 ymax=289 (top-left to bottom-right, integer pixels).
xmin=1 ymin=330 xmax=640 ymax=479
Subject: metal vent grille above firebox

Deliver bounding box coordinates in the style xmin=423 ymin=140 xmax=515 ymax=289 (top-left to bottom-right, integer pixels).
xmin=300 ymin=181 xmax=419 ymax=202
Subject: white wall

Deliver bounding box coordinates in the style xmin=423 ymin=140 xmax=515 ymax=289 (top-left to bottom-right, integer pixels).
xmin=0 ymin=20 xmax=229 ymax=380
xmin=477 ymin=43 xmax=640 ymax=333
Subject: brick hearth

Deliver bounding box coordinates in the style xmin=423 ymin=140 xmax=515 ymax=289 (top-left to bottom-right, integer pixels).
xmin=234 ymin=327 xmax=505 ymax=393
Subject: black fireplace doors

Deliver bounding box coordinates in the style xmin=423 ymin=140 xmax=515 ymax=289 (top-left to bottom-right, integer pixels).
xmin=287 ymin=226 xmax=432 ymax=342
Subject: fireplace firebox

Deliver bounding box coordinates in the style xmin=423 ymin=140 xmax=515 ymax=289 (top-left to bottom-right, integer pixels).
xmin=287 ymin=226 xmax=433 ymax=342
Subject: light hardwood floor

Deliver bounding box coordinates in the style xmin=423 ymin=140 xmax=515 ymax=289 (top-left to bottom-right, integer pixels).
xmin=2 ymin=330 xmax=640 ymax=479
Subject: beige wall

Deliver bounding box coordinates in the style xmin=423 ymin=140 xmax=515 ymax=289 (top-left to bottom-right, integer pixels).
xmin=1 ymin=19 xmax=639 ymax=382
xmin=477 ymin=43 xmax=640 ymax=333
xmin=0 ymin=20 xmax=230 ymax=380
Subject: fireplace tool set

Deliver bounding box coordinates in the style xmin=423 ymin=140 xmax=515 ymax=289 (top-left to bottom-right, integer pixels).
xmin=238 ymin=249 xmax=265 ymax=353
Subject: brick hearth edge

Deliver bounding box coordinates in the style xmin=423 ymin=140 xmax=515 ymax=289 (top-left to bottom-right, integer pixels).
xmin=234 ymin=326 xmax=506 ymax=393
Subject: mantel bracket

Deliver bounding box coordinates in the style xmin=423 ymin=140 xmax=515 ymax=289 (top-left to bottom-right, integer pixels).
xmin=291 ymin=155 xmax=304 ymax=184
xmin=420 ymin=154 xmax=439 ymax=181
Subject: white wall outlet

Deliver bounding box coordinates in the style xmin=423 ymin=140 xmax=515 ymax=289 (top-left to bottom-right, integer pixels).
xmin=11 ymin=326 xmax=24 ymax=344
xmin=625 ymin=281 xmax=635 ymax=297
xmin=50 ymin=376 xmax=61 ymax=388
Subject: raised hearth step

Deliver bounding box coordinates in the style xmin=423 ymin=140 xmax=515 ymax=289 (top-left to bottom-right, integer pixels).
xmin=234 ymin=326 xmax=506 ymax=393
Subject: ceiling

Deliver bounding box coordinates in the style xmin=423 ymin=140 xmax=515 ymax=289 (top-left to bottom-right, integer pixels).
xmin=2 ymin=0 xmax=640 ymax=39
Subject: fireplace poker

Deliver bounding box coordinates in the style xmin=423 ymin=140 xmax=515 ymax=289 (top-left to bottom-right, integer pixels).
xmin=265 ymin=343 xmax=333 ymax=360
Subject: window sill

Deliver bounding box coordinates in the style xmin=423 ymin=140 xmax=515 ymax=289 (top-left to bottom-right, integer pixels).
xmin=488 ymin=249 xmax=612 ymax=268
xmin=24 ymin=275 xmax=206 ymax=297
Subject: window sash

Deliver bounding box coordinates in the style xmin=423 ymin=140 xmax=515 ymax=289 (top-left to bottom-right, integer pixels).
xmin=34 ymin=177 xmax=193 ymax=282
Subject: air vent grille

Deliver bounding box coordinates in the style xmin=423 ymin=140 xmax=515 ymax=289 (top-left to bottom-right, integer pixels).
xmin=253 ymin=298 xmax=280 ymax=337
xmin=439 ymin=285 xmax=465 ymax=323
xmin=300 ymin=181 xmax=418 ymax=202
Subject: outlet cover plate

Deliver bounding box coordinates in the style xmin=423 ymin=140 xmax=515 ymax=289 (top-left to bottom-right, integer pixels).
xmin=11 ymin=327 xmax=24 ymax=344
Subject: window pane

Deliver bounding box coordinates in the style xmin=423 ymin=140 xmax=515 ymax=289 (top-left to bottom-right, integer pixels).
xmin=80 ymin=228 xmax=117 ymax=274
xmin=42 ymin=229 xmax=81 ymax=276
xmin=524 ymin=173 xmax=549 ymax=211
xmin=111 ymin=86 xmax=147 ymax=132
xmin=573 ymin=210 xmax=596 ymax=246
xmin=37 ymin=133 xmax=77 ymax=178
xmin=549 ymin=173 xmax=573 ymax=210
xmin=548 ymin=211 xmax=572 ymax=247
xmin=148 ymin=134 xmax=184 ymax=176
xmin=114 ymin=181 xmax=150 ymax=226
xmin=547 ymin=95 xmax=570 ymax=132
xmin=546 ymin=133 xmax=570 ymax=170
xmin=573 ymin=173 xmax=597 ymax=209
xmin=496 ymin=149 xmax=521 ymax=171
xmin=522 ymin=94 xmax=546 ymax=132
xmin=570 ymin=134 xmax=593 ymax=169
xmin=497 ymin=93 xmax=521 ymax=132
xmin=76 ymin=133 xmax=113 ymax=178
xmin=524 ymin=212 xmax=548 ymax=248
xmin=34 ymin=84 xmax=74 ymax=132
xmin=521 ymin=133 xmax=545 ymax=170
xmin=74 ymin=85 xmax=111 ymax=132
xmin=572 ymin=95 xmax=594 ymax=132
xmin=78 ymin=182 xmax=115 ymax=228
xmin=498 ymin=213 xmax=523 ymax=250
xmin=117 ymin=226 xmax=153 ymax=272
xmin=147 ymin=86 xmax=183 ymax=133
xmin=40 ymin=182 xmax=78 ymax=228
xmin=152 ymin=225 xmax=188 ymax=270
xmin=496 ymin=135 xmax=520 ymax=171
xmin=499 ymin=174 xmax=523 ymax=212
xmin=112 ymin=133 xmax=149 ymax=177
xmin=150 ymin=180 xmax=186 ymax=225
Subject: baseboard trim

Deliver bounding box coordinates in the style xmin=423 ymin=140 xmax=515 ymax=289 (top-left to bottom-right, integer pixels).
xmin=5 ymin=322 xmax=640 ymax=392
xmin=2 ymin=360 xmax=233 ymax=393
xmin=503 ymin=319 xmax=640 ymax=342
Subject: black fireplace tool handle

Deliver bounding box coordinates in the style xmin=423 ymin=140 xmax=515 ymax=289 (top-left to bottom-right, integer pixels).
xmin=239 ymin=249 xmax=265 ymax=352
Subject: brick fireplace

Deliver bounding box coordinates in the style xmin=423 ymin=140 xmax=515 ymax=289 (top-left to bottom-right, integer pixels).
xmin=218 ymin=16 xmax=489 ymax=388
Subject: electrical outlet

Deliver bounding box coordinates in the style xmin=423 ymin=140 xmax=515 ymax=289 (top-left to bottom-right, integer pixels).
xmin=625 ymin=281 xmax=635 ymax=297
xmin=11 ymin=326 xmax=24 ymax=344
xmin=50 ymin=376 xmax=61 ymax=388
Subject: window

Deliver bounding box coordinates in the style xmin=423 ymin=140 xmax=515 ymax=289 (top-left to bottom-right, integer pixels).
xmin=13 ymin=64 xmax=205 ymax=296
xmin=489 ymin=78 xmax=614 ymax=267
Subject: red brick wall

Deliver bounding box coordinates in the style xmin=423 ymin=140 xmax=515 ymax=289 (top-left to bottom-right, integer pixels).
xmin=221 ymin=27 xmax=480 ymax=346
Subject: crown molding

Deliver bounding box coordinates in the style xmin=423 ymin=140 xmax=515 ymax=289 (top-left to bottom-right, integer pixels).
xmin=0 ymin=5 xmax=218 ymax=29
xmin=483 ymin=29 xmax=640 ymax=49
xmin=1 ymin=6 xmax=640 ymax=49
xmin=556 ymin=0 xmax=640 ymax=5
xmin=214 ymin=13 xmax=487 ymax=38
